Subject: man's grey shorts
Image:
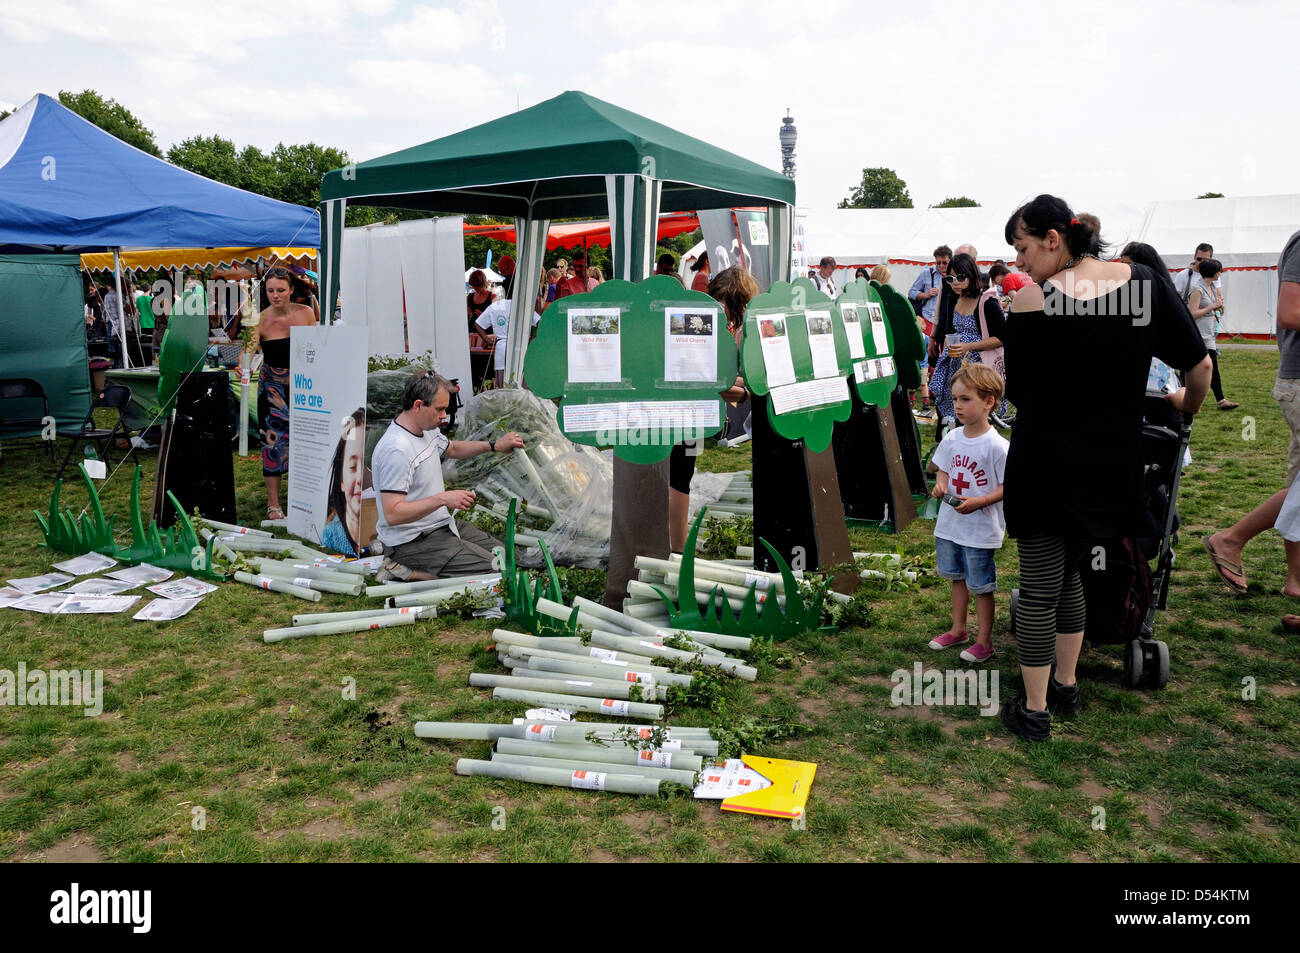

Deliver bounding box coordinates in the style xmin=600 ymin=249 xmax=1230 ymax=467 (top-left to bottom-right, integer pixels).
xmin=387 ymin=521 xmax=501 ymax=578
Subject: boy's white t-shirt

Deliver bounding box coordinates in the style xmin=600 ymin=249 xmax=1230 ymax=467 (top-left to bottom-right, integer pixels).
xmin=476 ymin=298 xmax=541 ymax=365
xmin=934 ymin=428 xmax=1010 ymax=549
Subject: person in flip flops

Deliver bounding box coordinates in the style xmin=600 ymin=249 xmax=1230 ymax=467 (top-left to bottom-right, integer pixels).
xmin=927 ymin=364 xmax=1009 ymax=664
xmin=1204 ymin=229 xmax=1300 ymax=609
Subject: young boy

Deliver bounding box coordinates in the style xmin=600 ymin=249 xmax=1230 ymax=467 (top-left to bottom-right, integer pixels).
xmin=927 ymin=364 xmax=1009 ymax=663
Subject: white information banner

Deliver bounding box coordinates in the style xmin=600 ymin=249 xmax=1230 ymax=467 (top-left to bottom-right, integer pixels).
xmin=567 ymin=308 xmax=622 ymax=383
xmin=664 ymin=307 xmax=719 ymax=382
xmin=756 ymin=315 xmax=796 ymax=387
xmin=288 ymin=325 xmax=368 ymax=547
xmin=768 ymin=377 xmax=849 ymax=415
xmin=562 ymin=400 xmax=720 ymax=434
xmin=804 ymin=310 xmax=838 ymax=379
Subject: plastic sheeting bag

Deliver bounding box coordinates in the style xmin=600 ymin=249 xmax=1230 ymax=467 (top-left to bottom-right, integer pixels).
xmin=444 ymin=388 xmax=613 ymax=567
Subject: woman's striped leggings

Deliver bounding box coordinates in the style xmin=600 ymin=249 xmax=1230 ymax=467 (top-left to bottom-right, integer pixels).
xmin=1015 ymin=535 xmax=1088 ymax=668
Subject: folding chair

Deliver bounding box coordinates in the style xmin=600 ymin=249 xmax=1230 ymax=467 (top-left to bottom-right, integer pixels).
xmin=0 ymin=377 xmax=56 ymax=463
xmin=56 ymin=384 xmax=140 ymax=480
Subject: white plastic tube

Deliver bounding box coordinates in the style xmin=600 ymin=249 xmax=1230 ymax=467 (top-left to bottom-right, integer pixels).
xmin=490 ymin=687 xmax=664 ymax=720
xmin=455 ymin=758 xmax=660 ymax=796
xmin=233 ymin=572 xmax=320 ymax=602
xmin=263 ymin=613 xmax=417 ymax=643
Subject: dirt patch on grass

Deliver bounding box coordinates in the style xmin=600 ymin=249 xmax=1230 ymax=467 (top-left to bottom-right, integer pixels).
xmin=362 ymin=779 xmax=410 ymax=800
xmin=38 ymin=836 xmax=104 ymax=863
xmin=1079 ymin=779 xmax=1109 ymax=800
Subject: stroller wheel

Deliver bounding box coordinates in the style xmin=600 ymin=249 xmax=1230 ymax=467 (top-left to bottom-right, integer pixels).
xmin=1153 ymin=641 xmax=1170 ymax=689
xmin=1009 ymin=588 xmax=1019 ymax=635
xmin=1124 ymin=639 xmax=1144 ymax=688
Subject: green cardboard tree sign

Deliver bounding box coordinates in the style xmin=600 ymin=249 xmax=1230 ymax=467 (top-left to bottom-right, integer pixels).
xmin=525 ymin=276 xmax=738 ymax=464
xmin=737 ymin=278 xmax=853 ymax=454
xmin=871 ymin=278 xmax=926 ymax=392
xmin=837 ymin=278 xmax=897 ymax=407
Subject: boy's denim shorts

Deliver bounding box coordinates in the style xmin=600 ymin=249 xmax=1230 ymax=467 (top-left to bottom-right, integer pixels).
xmin=935 ymin=537 xmax=997 ymax=595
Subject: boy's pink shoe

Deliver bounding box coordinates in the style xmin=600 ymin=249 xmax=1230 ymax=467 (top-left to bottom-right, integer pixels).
xmin=960 ymin=642 xmax=996 ymax=663
xmin=929 ymin=630 xmax=969 ymax=650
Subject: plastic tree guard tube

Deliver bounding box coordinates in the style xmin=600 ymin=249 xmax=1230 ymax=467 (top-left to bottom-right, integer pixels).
xmin=263 ymin=613 xmax=417 ymax=643
xmin=589 ymin=631 xmax=757 ymax=681
xmin=494 ymin=666 xmax=660 ymax=696
xmin=254 ymin=559 xmax=365 ymax=584
xmin=233 ymin=572 xmax=320 ymax=601
xmin=490 ymin=687 xmax=664 ymax=720
xmin=390 ymin=584 xmax=499 ymax=609
xmin=455 ymin=758 xmax=660 ymax=796
xmin=469 ymin=672 xmax=648 ymax=701
xmin=198 ymin=528 xmax=238 ymax=563
xmin=202 ymin=519 xmax=273 ymax=537
xmin=494 ymin=738 xmax=703 ymax=773
xmin=250 ymin=566 xmax=362 ymax=596
xmin=364 ymin=574 xmax=501 ymax=598
xmin=490 ymin=752 xmax=697 ymax=787
xmin=502 ymin=643 xmax=659 ymax=669
xmin=524 ymin=656 xmax=691 ymax=688
xmin=291 ymin=606 xmax=427 ymax=626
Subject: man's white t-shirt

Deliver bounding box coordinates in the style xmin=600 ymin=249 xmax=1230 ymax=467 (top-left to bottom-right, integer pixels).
xmin=934 ymin=428 xmax=1010 ymax=549
xmin=812 ymin=273 xmax=838 ymax=299
xmin=476 ymin=298 xmax=541 ymax=365
xmin=371 ymin=420 xmax=453 ymax=547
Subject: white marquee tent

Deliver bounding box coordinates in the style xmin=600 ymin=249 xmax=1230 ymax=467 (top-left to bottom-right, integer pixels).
xmin=801 ymin=194 xmax=1300 ymax=337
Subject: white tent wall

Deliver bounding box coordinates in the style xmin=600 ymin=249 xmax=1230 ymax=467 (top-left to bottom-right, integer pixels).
xmin=339 ymin=217 xmax=470 ymax=378
xmin=801 ymin=196 xmax=1300 ymax=338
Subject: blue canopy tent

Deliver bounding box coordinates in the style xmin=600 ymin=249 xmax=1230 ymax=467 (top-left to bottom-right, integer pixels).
xmin=0 ymin=93 xmax=320 ymax=381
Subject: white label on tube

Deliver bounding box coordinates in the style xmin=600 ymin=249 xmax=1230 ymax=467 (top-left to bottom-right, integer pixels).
xmin=257 ymin=576 xmax=273 ymax=590
xmin=234 ymin=527 xmax=250 ymax=534
xmin=570 ymin=770 xmax=606 ymax=791
xmin=638 ymin=749 xmax=672 ymax=768
xmin=240 ymin=368 xmax=250 ymax=386
xmin=589 ymin=648 xmax=618 ymax=660
xmin=624 ymin=671 xmax=646 ymax=683
xmin=599 ymin=657 xmax=628 ymax=667
xmin=637 ymin=640 xmax=664 ymax=651
xmin=564 ymin=680 xmax=594 ymax=688
xmin=661 ymin=739 xmax=683 ymax=751
xmin=601 ymin=699 xmax=631 ymax=716
xmin=744 ymin=573 xmax=772 ymax=590
xmin=398 ymin=607 xmax=415 ymax=614
xmin=293 ymin=577 xmax=313 ymax=588
xmin=524 ymin=724 xmax=558 ymax=742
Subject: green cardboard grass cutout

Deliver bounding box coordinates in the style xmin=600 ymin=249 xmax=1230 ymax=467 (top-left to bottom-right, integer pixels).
xmin=653 ymin=509 xmax=830 ymax=641
xmin=157 ymin=310 xmax=210 ymax=417
xmin=837 ymin=278 xmax=897 ymax=407
xmin=524 ymin=276 xmax=737 ymax=464
xmin=737 ymin=278 xmax=853 ymax=454
xmin=35 ymin=464 xmax=223 ymax=580
xmin=498 ymin=499 xmax=580 ymax=638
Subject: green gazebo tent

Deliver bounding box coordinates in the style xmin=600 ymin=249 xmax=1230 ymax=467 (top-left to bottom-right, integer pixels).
xmin=319 ymin=90 xmax=795 ymax=603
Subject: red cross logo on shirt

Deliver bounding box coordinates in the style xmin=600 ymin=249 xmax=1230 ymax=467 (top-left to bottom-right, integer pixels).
xmin=951 ymin=472 xmax=971 ymax=495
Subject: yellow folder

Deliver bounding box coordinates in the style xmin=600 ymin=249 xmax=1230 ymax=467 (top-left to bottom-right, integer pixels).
xmin=721 ymin=755 xmax=817 ymax=819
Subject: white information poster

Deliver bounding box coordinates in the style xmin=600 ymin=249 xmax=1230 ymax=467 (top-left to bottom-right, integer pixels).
xmin=839 ymin=303 xmax=866 ymax=360
xmin=288 ymin=325 xmax=369 ymax=548
xmin=567 ymin=308 xmax=622 ymax=383
xmin=866 ymin=302 xmax=889 ymax=354
xmin=756 ymin=315 xmax=796 ymax=387
xmin=804 ymin=310 xmax=839 ymax=379
xmin=664 ymin=307 xmax=719 ymax=382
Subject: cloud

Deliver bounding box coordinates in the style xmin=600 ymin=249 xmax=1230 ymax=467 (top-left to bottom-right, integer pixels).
xmin=379 ymin=0 xmax=505 ymax=55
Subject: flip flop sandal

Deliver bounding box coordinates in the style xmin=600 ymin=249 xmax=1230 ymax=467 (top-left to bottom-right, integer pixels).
xmin=1203 ymin=536 xmax=1247 ymax=593
xmin=267 ymin=505 xmax=285 ymax=521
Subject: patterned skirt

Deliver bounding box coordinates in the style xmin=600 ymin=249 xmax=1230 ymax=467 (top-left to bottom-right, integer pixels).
xmin=258 ymin=363 xmax=290 ymax=476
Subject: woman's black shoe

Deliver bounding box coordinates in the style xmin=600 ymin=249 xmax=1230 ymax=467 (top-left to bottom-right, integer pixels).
xmin=1000 ymin=693 xmax=1051 ymax=742
xmin=1047 ymin=671 xmax=1081 ymax=717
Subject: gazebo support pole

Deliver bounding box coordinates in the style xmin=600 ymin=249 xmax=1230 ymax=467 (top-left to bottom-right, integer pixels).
xmin=113 ymin=249 xmax=130 ymax=369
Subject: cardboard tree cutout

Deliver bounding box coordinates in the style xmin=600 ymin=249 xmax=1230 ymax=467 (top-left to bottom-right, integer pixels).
xmin=525 ymin=276 xmax=737 ymax=464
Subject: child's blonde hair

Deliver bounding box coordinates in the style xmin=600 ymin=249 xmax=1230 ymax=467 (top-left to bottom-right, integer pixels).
xmin=951 ymin=363 xmax=1004 ymax=404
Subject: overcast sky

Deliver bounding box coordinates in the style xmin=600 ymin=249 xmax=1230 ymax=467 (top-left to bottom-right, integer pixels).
xmin=1 ymin=0 xmax=1294 ymax=219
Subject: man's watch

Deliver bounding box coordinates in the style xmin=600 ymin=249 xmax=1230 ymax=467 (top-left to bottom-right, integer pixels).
xmin=489 ymin=438 xmax=497 ymax=452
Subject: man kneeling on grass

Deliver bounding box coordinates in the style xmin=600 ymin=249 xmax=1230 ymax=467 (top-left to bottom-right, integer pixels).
xmin=372 ymin=370 xmax=524 ymax=581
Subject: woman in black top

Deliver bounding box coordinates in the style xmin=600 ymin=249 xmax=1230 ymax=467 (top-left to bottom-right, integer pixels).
xmin=998 ymin=195 xmax=1212 ymax=741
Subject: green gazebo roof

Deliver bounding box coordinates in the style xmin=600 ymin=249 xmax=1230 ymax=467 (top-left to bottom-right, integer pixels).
xmin=321 ymin=90 xmax=794 ymax=218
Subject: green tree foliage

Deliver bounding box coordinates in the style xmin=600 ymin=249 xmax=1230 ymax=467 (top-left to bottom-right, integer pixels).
xmin=933 ymin=196 xmax=980 ymax=208
xmin=838 ymin=167 xmax=913 ymax=209
xmin=58 ymin=89 xmax=161 ymax=156
xmin=1197 ymin=191 xmax=1225 ymax=199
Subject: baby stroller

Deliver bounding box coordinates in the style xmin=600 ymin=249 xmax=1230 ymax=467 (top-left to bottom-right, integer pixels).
xmin=1010 ymin=395 xmax=1192 ymax=690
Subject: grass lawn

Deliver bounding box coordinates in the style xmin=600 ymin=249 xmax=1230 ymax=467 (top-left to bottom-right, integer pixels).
xmin=0 ymin=348 xmax=1296 ymax=862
